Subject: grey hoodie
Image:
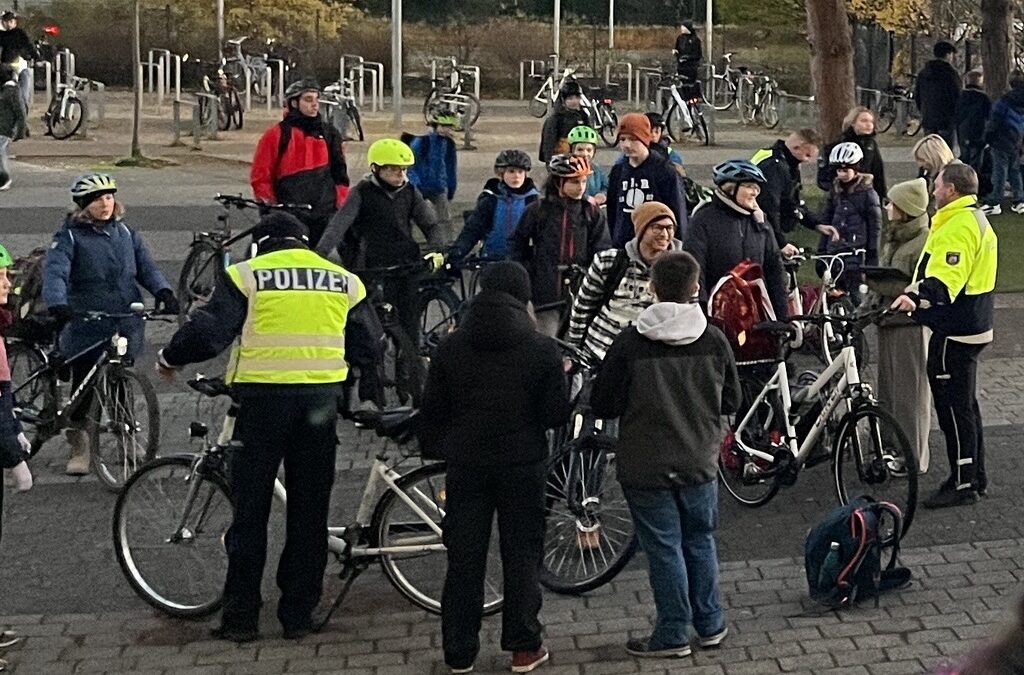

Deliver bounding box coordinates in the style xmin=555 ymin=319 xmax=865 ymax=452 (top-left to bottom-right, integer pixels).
xmin=592 ymin=300 xmax=741 ymax=489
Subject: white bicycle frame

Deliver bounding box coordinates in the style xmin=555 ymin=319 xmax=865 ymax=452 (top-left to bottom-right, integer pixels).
xmin=534 ymin=66 xmax=577 ymax=107
xmin=661 ymin=79 xmax=694 ymax=132
xmin=810 ymin=249 xmax=865 ymax=364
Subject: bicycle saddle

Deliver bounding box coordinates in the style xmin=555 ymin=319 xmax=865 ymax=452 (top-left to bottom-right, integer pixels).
xmin=187 ymin=376 xmax=231 ymax=399
xmin=375 ymin=407 xmax=421 ymax=445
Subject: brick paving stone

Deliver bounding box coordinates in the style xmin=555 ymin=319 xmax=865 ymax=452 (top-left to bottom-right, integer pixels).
xmin=864 ymin=659 xmax=927 ymax=675
xmin=777 ymin=651 xmax=836 ymax=671
xmin=796 ymin=636 xmax=857 ymax=653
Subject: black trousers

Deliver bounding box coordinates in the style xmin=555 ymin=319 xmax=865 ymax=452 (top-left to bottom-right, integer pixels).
xmin=221 ymin=393 xmax=338 ymax=630
xmin=926 ymin=334 xmax=987 ymax=491
xmin=442 ymin=461 xmax=546 ymax=668
xmin=924 ymin=126 xmax=956 ymax=152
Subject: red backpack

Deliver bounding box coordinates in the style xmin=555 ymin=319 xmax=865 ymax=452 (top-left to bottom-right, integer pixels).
xmin=708 ymin=260 xmax=778 ymax=362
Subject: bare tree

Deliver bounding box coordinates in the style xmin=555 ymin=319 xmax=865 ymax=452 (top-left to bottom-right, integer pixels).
xmin=981 ymin=0 xmax=1014 ymax=98
xmin=806 ymin=0 xmax=856 ymax=140
xmin=131 ymin=0 xmax=143 ymax=158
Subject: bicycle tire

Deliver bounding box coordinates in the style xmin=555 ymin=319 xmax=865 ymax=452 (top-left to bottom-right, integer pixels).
xmin=370 ymin=461 xmax=504 ymax=617
xmin=540 ymin=435 xmax=638 ymax=595
xmin=113 ymin=455 xmax=233 ymax=618
xmin=905 ymin=116 xmax=922 ymax=136
xmin=48 ymin=96 xmax=86 ymax=140
xmin=762 ymin=92 xmax=780 ymax=129
xmin=7 ymin=339 xmax=48 ymax=440
xmin=198 ymin=95 xmax=216 ymax=130
xmin=665 ymin=103 xmax=687 ymax=140
xmin=710 ymin=76 xmax=736 ymax=111
xmin=692 ymin=107 xmax=710 ymax=146
xmin=876 ymin=105 xmax=895 ymax=134
xmin=345 ymin=104 xmax=364 ymax=141
xmin=596 ymin=103 xmax=619 ymax=147
xmin=178 ymin=240 xmax=223 ymax=325
xmin=718 ymin=367 xmax=783 ymax=507
xmin=229 ymin=88 xmax=243 ymax=130
xmin=418 ymin=284 xmax=461 ymax=356
xmin=832 ymin=405 xmax=917 ymax=543
xmin=217 ymin=93 xmax=232 ymax=132
xmin=463 ymin=92 xmax=482 ymax=128
xmin=89 ymin=367 xmax=160 ymax=492
xmin=422 ymin=90 xmax=441 ymax=126
xmin=528 ymin=96 xmax=549 ymax=119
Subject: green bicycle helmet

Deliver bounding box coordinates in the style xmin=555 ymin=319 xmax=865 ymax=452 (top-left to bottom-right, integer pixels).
xmin=367 ymin=138 xmax=415 ymax=167
xmin=566 ymin=125 xmax=600 ymax=147
xmin=0 ymin=243 xmax=12 ymax=269
xmin=70 ymin=172 xmax=117 ymax=207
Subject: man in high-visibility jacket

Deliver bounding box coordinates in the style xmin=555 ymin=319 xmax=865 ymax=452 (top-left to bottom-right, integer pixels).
xmin=157 ymin=212 xmax=375 ymax=641
xmin=892 ymin=163 xmax=997 ymax=509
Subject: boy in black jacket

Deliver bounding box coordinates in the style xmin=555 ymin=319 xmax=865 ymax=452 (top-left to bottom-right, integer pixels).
xmin=592 ymin=251 xmax=740 ymax=659
xmin=954 ymin=70 xmax=991 ymax=170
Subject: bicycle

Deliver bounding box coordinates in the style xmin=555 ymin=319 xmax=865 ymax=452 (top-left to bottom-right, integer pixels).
xmin=875 ymin=83 xmax=921 ymax=137
xmin=718 ymin=310 xmax=917 ymax=542
xmin=7 ymin=304 xmax=171 ymax=491
xmin=422 ymin=57 xmax=481 ymax=130
xmin=579 ymin=85 xmax=620 ymax=148
xmin=702 ymin=52 xmax=743 ymax=112
xmin=176 ymin=194 xmax=312 ymax=324
xmin=42 ymin=74 xmax=87 ymax=140
xmin=657 ymin=73 xmax=709 ymax=146
xmin=805 ymin=249 xmax=869 ymax=367
xmin=321 ymin=79 xmax=364 ymax=141
xmin=738 ymin=75 xmax=780 ymax=129
xmin=222 ymin=36 xmax=268 ymax=100
xmin=112 ymin=375 xmax=504 ymax=621
xmin=527 ymin=57 xmax=578 ymax=118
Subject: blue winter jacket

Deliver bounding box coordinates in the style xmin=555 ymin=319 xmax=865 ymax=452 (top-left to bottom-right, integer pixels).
xmin=586 ymin=162 xmax=609 ymax=199
xmin=451 ymin=177 xmax=539 ymax=260
xmin=408 ymin=130 xmax=458 ymax=200
xmin=42 ymin=215 xmax=171 ymax=360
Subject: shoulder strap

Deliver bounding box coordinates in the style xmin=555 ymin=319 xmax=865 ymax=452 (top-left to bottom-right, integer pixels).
xmin=583 ymin=249 xmax=631 ymax=334
xmin=277 ymin=121 xmax=292 ymax=164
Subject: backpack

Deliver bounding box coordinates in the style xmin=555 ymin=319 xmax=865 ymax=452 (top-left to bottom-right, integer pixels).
xmin=682 ymin=175 xmax=713 ymax=216
xmin=580 ymin=248 xmax=632 ymax=335
xmin=805 ymin=496 xmax=912 ymax=609
xmin=3 ymin=246 xmax=54 ymax=343
xmin=707 ymin=260 xmax=777 ymax=362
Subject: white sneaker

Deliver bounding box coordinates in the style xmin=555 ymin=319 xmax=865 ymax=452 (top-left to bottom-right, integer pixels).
xmin=981 ymin=204 xmax=1001 ymax=216
xmin=1012 ymin=202 xmax=1024 ymax=214
xmin=0 ymin=179 xmax=11 ymax=191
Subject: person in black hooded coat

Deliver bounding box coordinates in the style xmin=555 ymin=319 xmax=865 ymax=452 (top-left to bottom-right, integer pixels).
xmin=914 ymin=41 xmax=962 ymax=147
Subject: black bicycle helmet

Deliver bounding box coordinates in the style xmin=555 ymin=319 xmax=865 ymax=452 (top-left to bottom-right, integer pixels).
xmin=712 ymin=159 xmax=767 ymax=186
xmin=284 ymin=79 xmax=320 ymax=101
xmin=645 ymin=112 xmax=665 ymax=130
xmin=494 ymin=149 xmax=532 ymax=172
xmin=559 ymin=80 xmax=583 ymax=99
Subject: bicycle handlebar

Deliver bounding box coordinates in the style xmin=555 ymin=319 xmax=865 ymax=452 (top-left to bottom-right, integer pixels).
xmin=213 ymin=194 xmax=313 ymax=212
xmin=75 ymin=305 xmax=175 ymax=322
xmin=810 ymin=248 xmax=866 ymax=261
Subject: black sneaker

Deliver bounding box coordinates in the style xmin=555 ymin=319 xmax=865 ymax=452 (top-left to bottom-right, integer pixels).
xmin=625 ymin=638 xmax=691 ymax=658
xmin=211 ymin=625 xmax=259 ymax=643
xmin=923 ymin=486 xmax=978 ymax=509
xmin=282 ymin=623 xmax=312 ymax=640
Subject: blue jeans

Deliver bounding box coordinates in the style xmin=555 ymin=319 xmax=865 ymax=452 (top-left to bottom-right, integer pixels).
xmin=984 ymin=148 xmax=1024 ymax=206
xmin=624 ymin=481 xmax=724 ymax=646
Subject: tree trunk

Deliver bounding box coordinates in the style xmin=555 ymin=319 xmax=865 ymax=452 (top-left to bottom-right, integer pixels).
xmin=806 ymin=0 xmax=856 ymax=140
xmin=981 ymin=0 xmax=1014 ymax=99
xmin=131 ymin=0 xmax=142 ymax=159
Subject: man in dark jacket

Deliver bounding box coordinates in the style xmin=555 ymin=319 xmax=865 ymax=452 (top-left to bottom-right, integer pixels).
xmin=0 ymin=12 xmax=37 ymax=110
xmin=250 ymin=80 xmax=350 ymax=246
xmin=752 ymin=128 xmax=821 ymax=257
xmin=539 ymin=80 xmax=589 ymax=163
xmin=591 ymin=251 xmax=740 ymax=658
xmin=673 ymin=21 xmax=702 ymax=97
xmin=954 ymin=70 xmax=992 ymax=170
xmin=422 ymin=261 xmax=570 ymax=674
xmin=915 ymin=41 xmax=962 ymax=148
xmin=981 ymin=71 xmax=1024 ymax=216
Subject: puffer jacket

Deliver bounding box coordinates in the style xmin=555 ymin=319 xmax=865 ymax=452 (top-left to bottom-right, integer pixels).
xmin=818 ymin=128 xmax=888 ymax=198
xmin=407 ymin=130 xmax=457 ymax=199
xmin=420 ymin=289 xmax=570 ymax=467
xmin=508 ymin=196 xmax=610 ymax=306
xmin=42 ymin=215 xmax=171 ymax=359
xmin=984 ymin=86 xmax=1024 ymax=155
xmin=818 ymin=173 xmax=882 ymax=266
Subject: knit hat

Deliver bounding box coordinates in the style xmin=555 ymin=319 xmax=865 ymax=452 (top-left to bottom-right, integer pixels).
xmin=887 ymin=178 xmax=929 ymax=218
xmin=631 ymin=201 xmax=676 ymax=237
xmin=479 ymin=261 xmax=532 ymax=305
xmin=617 ymin=112 xmax=653 ymax=145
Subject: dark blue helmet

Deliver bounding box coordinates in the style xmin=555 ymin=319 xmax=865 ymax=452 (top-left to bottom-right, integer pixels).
xmin=713 ymin=159 xmax=767 ymax=186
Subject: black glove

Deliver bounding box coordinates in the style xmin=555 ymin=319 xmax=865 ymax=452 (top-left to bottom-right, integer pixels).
xmin=48 ymin=304 xmax=74 ymax=324
xmin=155 ymin=289 xmax=181 ymax=316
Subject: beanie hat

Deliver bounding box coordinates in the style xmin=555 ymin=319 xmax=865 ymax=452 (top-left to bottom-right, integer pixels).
xmin=617 ymin=112 xmax=653 ymax=145
xmin=252 ymin=211 xmax=310 ymax=243
xmin=887 ymin=178 xmax=929 ymax=218
xmin=479 ymin=261 xmax=532 ymax=305
xmin=631 ymin=201 xmax=676 ymax=237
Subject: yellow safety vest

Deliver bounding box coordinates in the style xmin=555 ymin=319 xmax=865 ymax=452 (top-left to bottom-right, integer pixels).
xmin=224 ymin=248 xmax=366 ymax=385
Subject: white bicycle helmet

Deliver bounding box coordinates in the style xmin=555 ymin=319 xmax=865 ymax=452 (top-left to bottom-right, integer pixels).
xmin=828 ymin=142 xmax=864 ymax=167
xmin=70 ymin=173 xmax=117 ymax=207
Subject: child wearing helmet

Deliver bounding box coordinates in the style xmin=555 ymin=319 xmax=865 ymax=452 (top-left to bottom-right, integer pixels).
xmin=406 ymin=111 xmax=459 ymax=244
xmin=644 ymin=112 xmax=684 ymax=168
xmin=509 ymin=154 xmax=611 ymax=336
xmin=539 ymin=81 xmax=589 ymax=163
xmin=567 ymin=125 xmax=609 ymax=206
xmin=42 ymin=174 xmax=178 ymax=475
xmin=450 ymin=149 xmax=539 ymax=261
xmin=0 ymin=242 xmax=33 ymax=544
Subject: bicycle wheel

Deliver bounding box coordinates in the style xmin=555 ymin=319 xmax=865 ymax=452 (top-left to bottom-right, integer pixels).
xmin=422 ymin=90 xmax=442 ymax=125
xmin=540 ymin=435 xmax=638 ymax=595
xmin=832 ymin=405 xmax=917 ymax=542
xmin=345 ymin=104 xmax=363 ymax=141
xmin=876 ymin=104 xmax=895 ymax=133
xmin=89 ymin=367 xmax=160 ymax=492
xmin=528 ymin=95 xmax=549 ymax=119
xmin=762 ymin=91 xmax=780 ymax=129
xmin=419 ymin=284 xmax=461 ymax=355
xmin=691 ymin=107 xmax=710 ymax=146
xmin=597 ymin=104 xmax=619 ymax=147
xmin=463 ymin=93 xmax=482 ymax=128
xmin=718 ymin=366 xmax=783 ymax=507
xmin=665 ymin=103 xmax=688 ymax=140
xmin=371 ymin=461 xmax=504 ymax=617
xmin=113 ymin=455 xmax=233 ymax=618
xmin=7 ymin=339 xmax=47 ymax=418
xmin=198 ymin=95 xmax=216 ymax=130
xmin=178 ymin=240 xmax=222 ymax=324
xmin=711 ymin=76 xmax=736 ymax=111
xmin=49 ymin=96 xmax=86 ymax=140
xmin=905 ymin=115 xmax=922 ymax=136
xmin=229 ymin=88 xmax=244 ymax=130
xmin=382 ymin=323 xmax=425 ymax=407
xmin=216 ymin=93 xmax=232 ymax=131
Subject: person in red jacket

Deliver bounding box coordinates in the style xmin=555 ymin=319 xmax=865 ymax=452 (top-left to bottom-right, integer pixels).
xmin=250 ymin=80 xmax=350 ymax=246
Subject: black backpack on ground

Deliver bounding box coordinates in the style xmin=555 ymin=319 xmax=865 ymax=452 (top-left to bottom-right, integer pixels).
xmin=804 ymin=496 xmax=912 ymax=609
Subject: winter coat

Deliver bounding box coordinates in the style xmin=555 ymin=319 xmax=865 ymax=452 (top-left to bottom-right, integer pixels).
xmin=420 ymin=289 xmax=571 ymax=467
xmin=954 ymin=85 xmax=992 ymax=148
xmin=914 ymin=59 xmax=962 ymax=132
xmin=0 ymin=80 xmax=26 ymax=140
xmin=0 ymin=27 xmax=36 ymax=64
xmin=674 ymin=33 xmax=703 ymax=64
xmin=539 ymin=104 xmax=589 ymax=163
xmin=684 ymin=191 xmax=789 ymax=319
xmin=983 ymin=86 xmax=1024 ymax=155
xmin=42 ymin=215 xmax=171 ymax=360
xmin=451 ymin=177 xmax=539 ymax=260
xmin=591 ymin=301 xmax=741 ymax=489
xmin=586 ymin=162 xmax=609 ymax=199
xmin=753 ymin=139 xmax=810 ymax=247
xmin=817 ymin=128 xmax=888 ymax=198
xmin=864 ymin=212 xmax=929 ymax=327
xmin=818 ymin=173 xmax=882 ymax=266
xmin=508 ymin=196 xmax=610 ymax=306
xmin=407 ymin=130 xmax=458 ymax=199
xmin=606 ymin=151 xmax=687 ymax=246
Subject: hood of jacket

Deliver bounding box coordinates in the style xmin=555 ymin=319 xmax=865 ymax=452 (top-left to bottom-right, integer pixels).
xmin=624 ymin=236 xmax=684 ymax=264
xmin=636 ymin=301 xmax=707 ymax=346
xmin=773 ymin=139 xmax=800 ymax=171
xmin=883 ymin=212 xmax=929 ymax=251
xmin=834 ymin=173 xmax=875 ymax=194
xmin=460 ymin=290 xmax=537 ymax=351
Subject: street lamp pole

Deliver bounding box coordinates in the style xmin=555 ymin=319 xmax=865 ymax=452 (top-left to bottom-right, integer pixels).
xmin=705 ymin=0 xmax=713 ymax=63
xmin=608 ymin=0 xmax=614 ymax=49
xmin=216 ymin=0 xmax=224 ymax=63
xmin=391 ymin=0 xmax=403 ymax=128
xmin=553 ymin=0 xmax=561 ymax=84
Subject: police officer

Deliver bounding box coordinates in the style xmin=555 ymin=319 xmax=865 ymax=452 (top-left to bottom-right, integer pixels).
xmin=892 ymin=163 xmax=998 ymax=509
xmin=157 ymin=212 xmax=371 ymax=641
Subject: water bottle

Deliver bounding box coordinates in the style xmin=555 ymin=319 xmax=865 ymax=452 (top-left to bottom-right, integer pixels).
xmin=817 ymin=541 xmax=842 ymax=589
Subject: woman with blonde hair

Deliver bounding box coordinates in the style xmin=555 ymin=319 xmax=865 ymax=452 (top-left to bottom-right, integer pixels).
xmin=818 ymin=105 xmax=888 ymax=197
xmin=913 ymin=133 xmax=956 ymax=185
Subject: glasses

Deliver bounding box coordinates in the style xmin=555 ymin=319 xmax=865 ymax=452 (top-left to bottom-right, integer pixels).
xmin=646 ymin=223 xmax=675 ymax=234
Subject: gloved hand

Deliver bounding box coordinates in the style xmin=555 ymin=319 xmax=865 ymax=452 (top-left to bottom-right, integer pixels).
xmin=423 ymin=251 xmax=446 ymax=274
xmin=155 ymin=289 xmax=181 ymax=315
xmin=48 ymin=304 xmax=74 ymax=324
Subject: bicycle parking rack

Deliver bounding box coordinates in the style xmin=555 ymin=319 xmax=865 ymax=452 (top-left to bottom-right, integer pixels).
xmin=340 ymin=54 xmax=385 ymax=112
xmin=429 ymin=58 xmax=481 ymax=101
xmin=265 ymin=58 xmax=288 ymax=108
xmin=604 ymin=61 xmax=633 ymax=103
xmin=145 ymin=49 xmax=182 ymax=109
xmin=776 ymin=90 xmax=818 ymax=129
xmin=55 ymin=48 xmax=75 ymax=88
xmin=634 ymin=67 xmax=663 ymax=110
xmin=519 ymin=60 xmax=546 ymax=100
xmin=856 ymin=86 xmax=883 ymax=112
xmin=26 ymin=63 xmax=54 ymax=108
xmin=171 ymin=93 xmax=220 ymax=149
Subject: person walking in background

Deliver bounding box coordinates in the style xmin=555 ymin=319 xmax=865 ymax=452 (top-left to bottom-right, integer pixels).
xmin=422 ymin=261 xmax=570 ymax=674
xmin=0 ymin=12 xmax=36 ymax=112
xmin=0 ymin=63 xmax=27 ymax=191
xmin=980 ymin=71 xmax=1024 ymax=216
xmin=407 ymin=112 xmax=459 ymax=244
xmin=954 ymin=70 xmax=991 ymax=171
xmin=752 ymin=128 xmax=822 ymax=258
xmin=818 ymin=106 xmax=888 ymax=199
xmin=915 ymin=41 xmax=963 ymax=149
xmin=539 ymin=81 xmax=588 ymax=163
xmin=673 ymin=20 xmax=703 ymax=100
xmin=864 ymin=178 xmax=932 ymax=473
xmin=591 ymin=251 xmax=740 ymax=659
